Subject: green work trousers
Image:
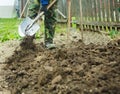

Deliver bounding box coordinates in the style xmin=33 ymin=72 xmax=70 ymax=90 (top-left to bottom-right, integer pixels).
xmin=28 ymin=0 xmax=57 ymax=44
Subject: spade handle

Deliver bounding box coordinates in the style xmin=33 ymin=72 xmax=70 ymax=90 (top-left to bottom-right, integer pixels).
xmin=26 ymin=0 xmax=57 ymax=31
xmin=33 ymin=0 xmax=57 ymax=23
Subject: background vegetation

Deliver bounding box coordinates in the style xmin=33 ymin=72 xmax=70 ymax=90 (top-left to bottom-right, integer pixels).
xmin=0 ymin=18 xmax=21 ymax=42
xmin=0 ymin=18 xmax=119 ymax=43
xmin=0 ymin=18 xmax=67 ymax=42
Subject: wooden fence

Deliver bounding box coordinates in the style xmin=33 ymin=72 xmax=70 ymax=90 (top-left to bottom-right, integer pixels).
xmin=57 ymin=0 xmax=120 ymax=31
xmin=20 ymin=0 xmax=120 ymax=31
xmin=20 ymin=0 xmax=28 ymax=18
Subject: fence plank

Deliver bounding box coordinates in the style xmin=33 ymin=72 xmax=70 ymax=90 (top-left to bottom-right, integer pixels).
xmin=110 ymin=0 xmax=114 ymax=22
xmin=115 ymin=0 xmax=120 ymax=22
xmin=107 ymin=0 xmax=110 ymax=22
xmin=96 ymin=0 xmax=99 ymax=21
xmin=102 ymin=0 xmax=106 ymax=21
xmin=93 ymin=0 xmax=97 ymax=21
xmin=106 ymin=0 xmax=110 ymax=22
xmin=83 ymin=0 xmax=88 ymax=21
xmin=87 ymin=0 xmax=90 ymax=22
xmin=56 ymin=0 xmax=119 ymax=31
xmin=113 ymin=0 xmax=116 ymax=22
xmin=91 ymin=0 xmax=94 ymax=21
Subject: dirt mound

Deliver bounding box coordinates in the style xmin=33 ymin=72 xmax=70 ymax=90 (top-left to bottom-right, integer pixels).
xmin=20 ymin=36 xmax=36 ymax=50
xmin=3 ymin=39 xmax=120 ymax=94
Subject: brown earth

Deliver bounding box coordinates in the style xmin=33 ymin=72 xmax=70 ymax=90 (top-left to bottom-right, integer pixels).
xmin=0 ymin=31 xmax=120 ymax=94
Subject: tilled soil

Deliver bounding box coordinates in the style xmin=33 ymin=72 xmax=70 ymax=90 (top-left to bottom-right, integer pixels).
xmin=3 ymin=37 xmax=120 ymax=94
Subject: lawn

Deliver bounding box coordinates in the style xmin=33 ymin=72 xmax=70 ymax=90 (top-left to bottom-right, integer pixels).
xmin=0 ymin=18 xmax=21 ymax=42
xmin=0 ymin=18 xmax=67 ymax=42
xmin=0 ymin=18 xmax=119 ymax=43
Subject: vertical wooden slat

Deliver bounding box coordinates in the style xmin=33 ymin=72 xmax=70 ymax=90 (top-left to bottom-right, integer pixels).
xmin=84 ymin=0 xmax=88 ymax=21
xmin=118 ymin=0 xmax=120 ymax=21
xmin=93 ymin=0 xmax=96 ymax=20
xmin=104 ymin=0 xmax=108 ymax=32
xmin=86 ymin=0 xmax=89 ymax=22
xmin=67 ymin=0 xmax=71 ymax=39
xmin=101 ymin=0 xmax=105 ymax=21
xmin=100 ymin=0 xmax=102 ymax=22
xmin=98 ymin=0 xmax=101 ymax=22
xmin=81 ymin=0 xmax=84 ymax=21
xmin=79 ymin=0 xmax=83 ymax=40
xmin=89 ymin=0 xmax=92 ymax=21
xmin=113 ymin=0 xmax=116 ymax=22
xmin=98 ymin=0 xmax=101 ymax=31
xmin=93 ymin=0 xmax=95 ymax=21
xmin=106 ymin=0 xmax=110 ymax=22
xmin=20 ymin=0 xmax=29 ymax=18
xmin=95 ymin=0 xmax=99 ymax=21
xmin=63 ymin=0 xmax=65 ymax=19
xmin=110 ymin=0 xmax=114 ymax=22
xmin=61 ymin=0 xmax=64 ymax=20
xmin=86 ymin=0 xmax=90 ymax=30
xmin=91 ymin=0 xmax=94 ymax=21
xmin=115 ymin=0 xmax=119 ymax=22
xmin=104 ymin=0 xmax=107 ymax=22
xmin=87 ymin=0 xmax=90 ymax=21
xmin=110 ymin=0 xmax=114 ymax=31
xmin=110 ymin=0 xmax=113 ymax=33
xmin=98 ymin=1 xmax=101 ymax=28
xmin=94 ymin=0 xmax=97 ymax=30
xmin=89 ymin=0 xmax=92 ymax=22
xmin=71 ymin=0 xmax=74 ymax=17
xmin=20 ymin=0 xmax=23 ymax=16
xmin=108 ymin=0 xmax=111 ymax=22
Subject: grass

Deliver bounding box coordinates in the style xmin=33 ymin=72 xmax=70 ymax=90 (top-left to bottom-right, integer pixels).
xmin=0 ymin=18 xmax=67 ymax=43
xmin=109 ymin=30 xmax=120 ymax=39
xmin=1 ymin=18 xmax=119 ymax=43
xmin=0 ymin=18 xmax=21 ymax=42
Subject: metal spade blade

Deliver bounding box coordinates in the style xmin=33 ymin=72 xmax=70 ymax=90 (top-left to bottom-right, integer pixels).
xmin=18 ymin=17 xmax=40 ymax=37
xmin=18 ymin=0 xmax=57 ymax=37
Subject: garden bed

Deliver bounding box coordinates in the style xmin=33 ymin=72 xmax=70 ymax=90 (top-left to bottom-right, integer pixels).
xmin=0 ymin=31 xmax=120 ymax=94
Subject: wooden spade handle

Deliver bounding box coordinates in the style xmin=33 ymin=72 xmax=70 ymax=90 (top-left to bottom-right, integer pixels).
xmin=26 ymin=0 xmax=57 ymax=31
xmin=34 ymin=0 xmax=57 ymax=22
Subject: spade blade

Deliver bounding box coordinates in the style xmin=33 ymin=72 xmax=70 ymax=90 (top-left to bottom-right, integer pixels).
xmin=18 ymin=17 xmax=40 ymax=37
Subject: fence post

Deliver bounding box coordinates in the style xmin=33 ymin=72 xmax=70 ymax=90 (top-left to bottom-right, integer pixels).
xmin=20 ymin=0 xmax=30 ymax=18
xmin=79 ymin=0 xmax=83 ymax=40
xmin=67 ymin=0 xmax=71 ymax=40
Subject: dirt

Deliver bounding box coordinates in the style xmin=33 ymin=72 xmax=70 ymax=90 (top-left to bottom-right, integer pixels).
xmin=0 ymin=31 xmax=120 ymax=94
xmin=20 ymin=36 xmax=36 ymax=50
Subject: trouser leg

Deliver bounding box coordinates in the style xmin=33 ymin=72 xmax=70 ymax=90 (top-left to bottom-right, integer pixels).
xmin=27 ymin=0 xmax=40 ymax=39
xmin=44 ymin=6 xmax=57 ymax=44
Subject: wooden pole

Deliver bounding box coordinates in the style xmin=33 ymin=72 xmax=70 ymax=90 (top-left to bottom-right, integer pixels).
xmin=20 ymin=0 xmax=30 ymax=18
xmin=67 ymin=0 xmax=71 ymax=40
xmin=79 ymin=0 xmax=83 ymax=40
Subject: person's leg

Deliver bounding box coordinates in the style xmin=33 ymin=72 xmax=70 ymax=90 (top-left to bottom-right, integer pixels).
xmin=27 ymin=0 xmax=40 ymax=39
xmin=20 ymin=0 xmax=40 ymax=49
xmin=44 ymin=2 xmax=57 ymax=47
